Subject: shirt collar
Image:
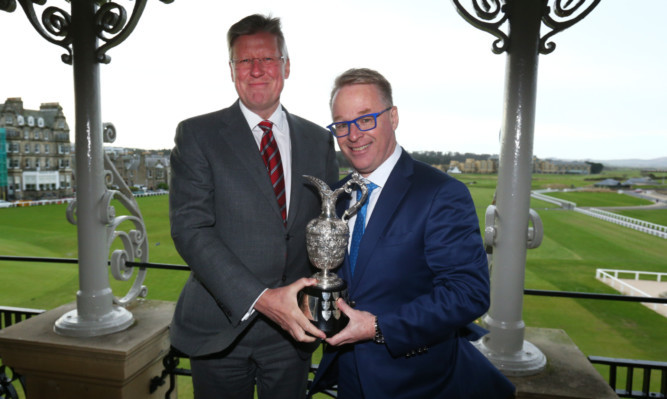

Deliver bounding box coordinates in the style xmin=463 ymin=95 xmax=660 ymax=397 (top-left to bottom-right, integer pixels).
xmin=364 ymin=145 xmax=402 ymax=188
xmin=239 ymin=101 xmax=287 ymax=132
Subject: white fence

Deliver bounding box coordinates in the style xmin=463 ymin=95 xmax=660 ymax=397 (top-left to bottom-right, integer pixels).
xmin=531 ymin=190 xmax=576 ymax=209
xmin=0 ymin=198 xmax=75 ymax=208
xmin=574 ymin=207 xmax=667 ymax=239
xmin=532 ymin=189 xmax=667 ymax=239
xmin=0 ymin=191 xmax=168 ymax=209
xmin=596 ymin=268 xmax=667 ymax=314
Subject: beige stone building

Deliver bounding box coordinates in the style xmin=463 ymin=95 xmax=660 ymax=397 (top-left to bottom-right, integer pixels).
xmin=0 ymin=98 xmax=73 ymax=201
xmin=446 ymin=156 xmax=590 ymax=175
xmin=105 ymin=147 xmax=170 ymax=191
xmin=533 ymin=157 xmax=591 ymax=174
xmin=448 ymin=157 xmax=499 ymax=174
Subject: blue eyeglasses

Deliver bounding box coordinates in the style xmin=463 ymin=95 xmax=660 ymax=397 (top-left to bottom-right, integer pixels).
xmin=326 ymin=106 xmax=393 ymax=138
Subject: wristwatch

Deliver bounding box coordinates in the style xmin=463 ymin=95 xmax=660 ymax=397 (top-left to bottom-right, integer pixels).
xmin=374 ymin=316 xmax=385 ymax=344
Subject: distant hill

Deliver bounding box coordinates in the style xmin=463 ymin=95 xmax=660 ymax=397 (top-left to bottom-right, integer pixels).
xmin=546 ymin=157 xmax=667 ymax=169
xmin=596 ymin=157 xmax=667 ymax=169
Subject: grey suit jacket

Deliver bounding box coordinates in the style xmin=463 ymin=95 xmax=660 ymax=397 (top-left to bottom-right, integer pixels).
xmin=169 ymin=100 xmax=339 ymax=357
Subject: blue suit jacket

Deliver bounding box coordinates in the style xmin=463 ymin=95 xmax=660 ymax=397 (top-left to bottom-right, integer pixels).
xmin=309 ymin=150 xmax=514 ymax=398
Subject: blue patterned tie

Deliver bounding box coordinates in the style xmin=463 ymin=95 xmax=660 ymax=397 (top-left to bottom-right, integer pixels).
xmin=349 ymin=182 xmax=378 ymax=275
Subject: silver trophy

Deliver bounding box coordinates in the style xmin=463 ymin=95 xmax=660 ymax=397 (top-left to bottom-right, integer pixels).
xmin=301 ymin=172 xmax=368 ymax=337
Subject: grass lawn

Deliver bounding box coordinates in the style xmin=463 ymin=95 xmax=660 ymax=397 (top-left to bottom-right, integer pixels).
xmin=613 ymin=209 xmax=667 ymax=226
xmin=1 ymin=177 xmax=666 ymax=397
xmin=540 ymin=190 xmax=654 ymax=207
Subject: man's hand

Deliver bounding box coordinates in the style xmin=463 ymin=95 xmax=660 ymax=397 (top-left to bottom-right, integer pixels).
xmin=254 ymin=277 xmax=326 ymax=342
xmin=325 ymin=298 xmax=375 ymax=346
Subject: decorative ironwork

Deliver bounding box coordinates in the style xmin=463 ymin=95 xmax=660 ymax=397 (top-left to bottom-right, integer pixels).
xmin=451 ymin=0 xmax=601 ymax=55
xmin=0 ymin=364 xmax=22 ymax=399
xmin=14 ymin=0 xmax=73 ymax=64
xmin=5 ymin=0 xmax=174 ymax=65
xmin=540 ymin=0 xmax=601 ymax=54
xmin=66 ymin=123 xmax=149 ymax=307
xmin=451 ymin=0 xmax=510 ymax=54
xmin=0 ymin=0 xmax=17 ymax=13
xmin=94 ymin=0 xmax=175 ymax=63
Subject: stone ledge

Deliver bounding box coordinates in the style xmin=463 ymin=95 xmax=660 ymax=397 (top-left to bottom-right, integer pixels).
xmin=508 ymin=328 xmax=618 ymax=399
xmin=0 ymin=300 xmax=175 ymax=398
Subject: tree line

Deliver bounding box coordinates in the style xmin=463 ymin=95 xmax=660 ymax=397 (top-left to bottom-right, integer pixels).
xmin=336 ymin=150 xmax=494 ymax=169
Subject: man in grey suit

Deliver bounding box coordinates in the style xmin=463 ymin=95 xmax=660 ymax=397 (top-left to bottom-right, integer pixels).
xmin=169 ymin=14 xmax=339 ymax=399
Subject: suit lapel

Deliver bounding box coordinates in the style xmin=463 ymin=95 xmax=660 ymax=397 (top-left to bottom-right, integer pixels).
xmin=285 ymin=110 xmax=304 ymax=232
xmin=351 ymin=151 xmax=414 ymax=288
xmin=218 ymin=101 xmax=284 ymax=224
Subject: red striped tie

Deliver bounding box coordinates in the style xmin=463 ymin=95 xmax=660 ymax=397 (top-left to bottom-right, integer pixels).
xmin=259 ymin=120 xmax=286 ymax=223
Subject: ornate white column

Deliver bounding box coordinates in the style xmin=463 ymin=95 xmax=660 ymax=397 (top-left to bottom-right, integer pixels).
xmin=2 ymin=0 xmax=173 ymax=337
xmin=452 ymin=0 xmax=601 ymax=375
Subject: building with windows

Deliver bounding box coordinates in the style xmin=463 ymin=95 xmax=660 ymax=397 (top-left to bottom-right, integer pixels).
xmin=533 ymin=157 xmax=591 ymax=174
xmin=447 ymin=156 xmax=499 ymax=174
xmin=0 ymin=98 xmax=73 ymax=201
xmin=105 ymin=147 xmax=170 ymax=191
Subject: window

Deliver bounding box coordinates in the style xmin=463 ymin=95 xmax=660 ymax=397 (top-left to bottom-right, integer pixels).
xmin=34 ymin=131 xmax=41 ymax=140
xmin=44 ymin=144 xmax=49 ymax=154
xmin=45 ymin=159 xmax=50 ymax=168
xmin=34 ymin=144 xmax=40 ymax=153
xmin=25 ymin=159 xmax=31 ymax=168
xmin=37 ymin=117 xmax=44 ymax=128
xmin=4 ymin=115 xmax=12 ymax=125
xmin=24 ymin=129 xmax=29 ymax=139
xmin=17 ymin=115 xmax=24 ymax=126
xmin=27 ymin=116 xmax=34 ymax=126
xmin=24 ymin=144 xmax=30 ymax=153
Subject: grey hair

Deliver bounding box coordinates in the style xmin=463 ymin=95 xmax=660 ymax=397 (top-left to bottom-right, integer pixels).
xmin=330 ymin=68 xmax=393 ymax=109
xmin=227 ymin=14 xmax=289 ymax=60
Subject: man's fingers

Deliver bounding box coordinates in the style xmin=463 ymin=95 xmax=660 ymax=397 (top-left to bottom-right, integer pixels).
xmin=336 ymin=297 xmax=351 ymax=314
xmin=289 ymin=277 xmax=318 ymax=292
xmin=302 ymin=319 xmax=326 ymax=340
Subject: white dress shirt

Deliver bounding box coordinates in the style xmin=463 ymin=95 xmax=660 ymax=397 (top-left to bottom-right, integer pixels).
xmin=239 ymin=102 xmax=293 ymax=320
xmin=347 ymin=145 xmax=403 ymax=250
xmin=240 ymin=101 xmax=292 ymax=217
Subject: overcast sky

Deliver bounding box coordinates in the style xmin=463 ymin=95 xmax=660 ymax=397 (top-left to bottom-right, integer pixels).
xmin=2 ymin=0 xmax=666 ymax=161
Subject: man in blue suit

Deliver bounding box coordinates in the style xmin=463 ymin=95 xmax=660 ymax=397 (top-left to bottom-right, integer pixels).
xmin=309 ymin=68 xmax=515 ymax=398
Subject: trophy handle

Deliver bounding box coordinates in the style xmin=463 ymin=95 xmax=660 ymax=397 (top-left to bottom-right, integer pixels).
xmin=303 ymin=175 xmax=332 ymax=200
xmin=341 ymin=172 xmax=369 ymax=222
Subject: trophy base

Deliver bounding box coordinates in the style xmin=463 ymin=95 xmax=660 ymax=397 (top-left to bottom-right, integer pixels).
xmin=302 ymin=283 xmax=349 ymax=337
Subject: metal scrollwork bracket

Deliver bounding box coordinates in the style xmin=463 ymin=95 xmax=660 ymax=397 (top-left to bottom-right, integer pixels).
xmin=451 ymin=0 xmax=601 ymax=55
xmin=452 ymin=0 xmax=510 ymax=54
xmin=4 ymin=0 xmax=175 ymax=65
xmin=66 ymin=123 xmax=149 ymax=306
xmin=15 ymin=0 xmax=74 ymax=64
xmin=95 ymin=0 xmax=174 ymax=64
xmin=540 ymin=0 xmax=601 ymax=54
